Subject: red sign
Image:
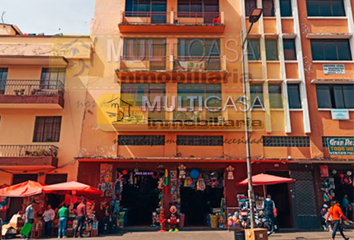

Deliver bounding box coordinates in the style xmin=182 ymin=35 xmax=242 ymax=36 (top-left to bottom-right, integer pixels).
xmin=320 ymin=165 xmax=329 ymax=178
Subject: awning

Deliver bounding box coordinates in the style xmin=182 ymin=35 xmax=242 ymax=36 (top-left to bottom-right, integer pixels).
xmin=0 ymin=55 xmax=68 ymax=66
xmin=311 ymin=79 xmax=354 ymax=84
xmin=43 ymin=181 xmax=102 ymax=195
xmin=0 ymin=180 xmax=44 ymax=197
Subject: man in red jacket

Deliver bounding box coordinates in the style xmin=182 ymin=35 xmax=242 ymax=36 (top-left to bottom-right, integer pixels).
xmin=326 ymin=201 xmax=352 ymax=240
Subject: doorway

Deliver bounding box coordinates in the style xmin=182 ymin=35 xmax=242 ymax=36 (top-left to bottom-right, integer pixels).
xmin=266 ymin=171 xmax=293 ymax=228
xmin=120 ymin=173 xmax=159 ymax=226
xmin=7 ymin=174 xmax=38 ymax=221
xmin=45 ymin=174 xmax=67 ymax=209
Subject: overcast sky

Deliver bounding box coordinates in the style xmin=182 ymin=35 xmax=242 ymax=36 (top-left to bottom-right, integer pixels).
xmin=0 ymin=0 xmax=95 ymax=35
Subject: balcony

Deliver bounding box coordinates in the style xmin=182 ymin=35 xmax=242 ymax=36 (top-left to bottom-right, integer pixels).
xmin=0 ymin=80 xmax=64 ymax=109
xmin=116 ymin=55 xmax=227 ymax=82
xmin=0 ymin=145 xmax=58 ymax=169
xmin=119 ymin=11 xmax=225 ymax=33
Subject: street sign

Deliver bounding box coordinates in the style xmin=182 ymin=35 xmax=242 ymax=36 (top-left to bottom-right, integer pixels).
xmin=323 ymin=64 xmax=345 ymax=74
xmin=327 ymin=138 xmax=354 ymax=155
xmin=331 ymin=109 xmax=350 ymax=120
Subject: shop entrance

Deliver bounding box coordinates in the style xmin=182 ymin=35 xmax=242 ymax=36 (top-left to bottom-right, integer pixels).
xmin=180 ymin=171 xmax=224 ymax=226
xmin=120 ymin=172 xmax=159 ymax=226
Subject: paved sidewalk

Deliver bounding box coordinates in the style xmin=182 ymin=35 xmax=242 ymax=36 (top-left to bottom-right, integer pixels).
xmin=75 ymin=229 xmax=354 ymax=240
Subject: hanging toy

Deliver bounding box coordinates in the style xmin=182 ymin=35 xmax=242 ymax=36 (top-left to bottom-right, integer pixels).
xmin=129 ymin=172 xmax=134 ymax=185
xmin=158 ymin=177 xmax=165 ymax=190
xmin=226 ymin=166 xmax=235 ymax=180
xmin=178 ymin=164 xmax=186 ymax=179
xmin=341 ymin=171 xmax=353 ymax=185
xmin=158 ymin=207 xmax=166 ymax=232
xmin=165 ymin=169 xmax=169 ymax=195
xmin=196 ymin=178 xmax=206 ymax=191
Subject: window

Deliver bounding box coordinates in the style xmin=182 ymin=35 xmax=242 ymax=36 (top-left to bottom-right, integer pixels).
xmin=121 ymin=83 xmax=165 ymax=119
xmin=311 ymin=39 xmax=352 ymax=61
xmin=269 ymin=84 xmax=283 ymax=108
xmin=118 ymin=135 xmax=165 ymax=146
xmin=316 ymin=84 xmax=354 ymax=109
xmin=263 ymin=136 xmax=310 ymax=147
xmin=0 ymin=68 xmax=8 ymax=95
xmin=266 ymin=39 xmax=279 ymax=61
xmin=177 ymin=0 xmax=219 ymax=13
xmin=280 ymin=0 xmax=292 ymax=16
xmin=263 ymin=0 xmax=275 ymax=17
xmin=250 ymin=84 xmax=263 ymax=108
xmin=33 ymin=117 xmax=62 ymax=142
xmin=247 ymin=39 xmax=261 ymax=61
xmin=283 ymin=39 xmax=297 ymax=60
xmin=177 ymin=84 xmax=222 ymax=119
xmin=307 ymin=0 xmax=345 ymax=16
xmin=287 ymin=84 xmax=302 ymax=109
xmin=41 ymin=68 xmax=66 ymax=89
xmin=177 ymin=135 xmax=223 ymax=146
xmin=245 ymin=0 xmax=257 ymax=16
xmin=322 ymin=137 xmax=354 ymax=147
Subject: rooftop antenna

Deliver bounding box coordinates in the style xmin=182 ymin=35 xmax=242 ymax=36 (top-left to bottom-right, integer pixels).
xmin=1 ymin=11 xmax=5 ymax=24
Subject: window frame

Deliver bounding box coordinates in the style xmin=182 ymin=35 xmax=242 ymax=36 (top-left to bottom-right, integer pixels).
xmin=283 ymin=39 xmax=297 ymax=60
xmin=280 ymin=0 xmax=292 ymax=17
xmin=287 ymin=84 xmax=302 ymax=109
xmin=316 ymin=84 xmax=354 ymax=109
xmin=263 ymin=0 xmax=275 ymax=17
xmin=118 ymin=135 xmax=165 ymax=146
xmin=311 ymin=39 xmax=352 ymax=61
xmin=33 ymin=116 xmax=62 ymax=143
xmin=247 ymin=39 xmax=261 ymax=61
xmin=177 ymin=135 xmax=223 ymax=146
xmin=265 ymin=38 xmax=279 ymax=61
xmin=306 ymin=0 xmax=346 ymax=17
xmin=263 ymin=136 xmax=310 ymax=147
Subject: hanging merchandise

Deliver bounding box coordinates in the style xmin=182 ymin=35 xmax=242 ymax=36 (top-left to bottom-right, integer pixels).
xmin=165 ymin=169 xmax=169 ymax=195
xmin=226 ymin=166 xmax=235 ymax=180
xmin=196 ymin=178 xmax=206 ymax=191
xmin=320 ymin=165 xmax=329 ymax=178
xmin=158 ymin=177 xmax=165 ymax=190
xmin=190 ymin=169 xmax=200 ymax=180
xmin=340 ymin=171 xmax=353 ymax=185
xmin=178 ymin=164 xmax=186 ymax=179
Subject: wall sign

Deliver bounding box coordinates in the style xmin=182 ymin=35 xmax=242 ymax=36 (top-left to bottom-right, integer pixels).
xmin=331 ymin=109 xmax=350 ymax=120
xmin=327 ymin=138 xmax=354 ymax=155
xmin=323 ymin=64 xmax=345 ymax=74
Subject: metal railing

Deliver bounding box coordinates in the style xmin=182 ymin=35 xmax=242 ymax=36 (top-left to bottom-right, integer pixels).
xmin=173 ymin=56 xmax=223 ymax=71
xmin=120 ymin=55 xmax=168 ymax=71
xmin=0 ymin=145 xmax=58 ymax=158
xmin=175 ymin=12 xmax=222 ymax=24
xmin=122 ymin=11 xmax=169 ymax=24
xmin=0 ymin=80 xmax=64 ymax=96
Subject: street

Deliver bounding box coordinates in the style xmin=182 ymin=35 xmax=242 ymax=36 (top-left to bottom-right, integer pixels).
xmin=81 ymin=230 xmax=354 ymax=240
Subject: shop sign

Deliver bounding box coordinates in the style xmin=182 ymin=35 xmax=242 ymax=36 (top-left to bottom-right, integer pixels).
xmin=323 ymin=64 xmax=345 ymax=74
xmin=327 ymin=138 xmax=354 ymax=155
xmin=134 ymin=171 xmax=153 ymax=176
xmin=320 ymin=165 xmax=329 ymax=178
xmin=331 ymin=109 xmax=350 ymax=120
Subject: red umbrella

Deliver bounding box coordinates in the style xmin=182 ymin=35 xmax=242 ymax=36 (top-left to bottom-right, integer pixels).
xmin=0 ymin=181 xmax=44 ymax=197
xmin=43 ymin=181 xmax=102 ymax=195
xmin=236 ymin=173 xmax=295 ymax=197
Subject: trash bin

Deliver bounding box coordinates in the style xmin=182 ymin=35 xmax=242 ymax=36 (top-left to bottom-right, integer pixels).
xmin=234 ymin=230 xmax=245 ymax=240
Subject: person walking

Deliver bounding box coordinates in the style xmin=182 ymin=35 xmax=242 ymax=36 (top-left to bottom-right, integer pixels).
xmin=23 ymin=198 xmax=37 ymax=240
xmin=74 ymin=199 xmax=87 ymax=238
xmin=342 ymin=194 xmax=350 ymax=219
xmin=58 ymin=204 xmax=69 ymax=238
xmin=43 ymin=204 xmax=55 ymax=238
xmin=262 ymin=194 xmax=277 ymax=230
xmin=326 ymin=201 xmax=353 ymax=240
xmin=321 ymin=204 xmax=329 ymax=230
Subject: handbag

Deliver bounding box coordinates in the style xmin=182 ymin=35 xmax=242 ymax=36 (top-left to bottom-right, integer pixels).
xmin=20 ymin=222 xmax=33 ymax=236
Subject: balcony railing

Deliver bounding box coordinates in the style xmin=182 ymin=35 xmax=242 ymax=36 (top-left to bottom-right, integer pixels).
xmin=120 ymin=11 xmax=224 ymax=25
xmin=0 ymin=80 xmax=64 ymax=96
xmin=173 ymin=56 xmax=224 ymax=71
xmin=120 ymin=56 xmax=169 ymax=71
xmin=0 ymin=145 xmax=58 ymax=158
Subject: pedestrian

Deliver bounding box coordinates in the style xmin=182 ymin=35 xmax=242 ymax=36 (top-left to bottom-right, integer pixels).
xmin=58 ymin=204 xmax=69 ymax=238
xmin=326 ymin=201 xmax=353 ymax=240
xmin=321 ymin=204 xmax=329 ymax=230
xmin=342 ymin=194 xmax=350 ymax=218
xmin=23 ymin=198 xmax=37 ymax=240
xmin=262 ymin=194 xmax=277 ymax=231
xmin=74 ymin=199 xmax=87 ymax=238
xmin=43 ymin=204 xmax=55 ymax=238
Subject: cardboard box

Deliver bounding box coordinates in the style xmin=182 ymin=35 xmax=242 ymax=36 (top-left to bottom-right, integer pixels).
xmin=244 ymin=228 xmax=268 ymax=240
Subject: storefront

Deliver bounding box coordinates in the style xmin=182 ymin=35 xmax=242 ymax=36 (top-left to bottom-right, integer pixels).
xmin=77 ymin=159 xmax=294 ymax=230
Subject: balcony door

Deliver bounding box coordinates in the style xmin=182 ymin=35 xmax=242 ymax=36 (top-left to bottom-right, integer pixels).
xmin=41 ymin=68 xmax=66 ymax=89
xmin=152 ymin=0 xmax=167 ymax=23
xmin=0 ymin=68 xmax=8 ymax=95
xmin=125 ymin=0 xmax=167 ymax=23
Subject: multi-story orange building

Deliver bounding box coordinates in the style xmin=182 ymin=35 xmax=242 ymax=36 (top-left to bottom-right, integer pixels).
xmin=0 ymin=0 xmax=353 ymax=230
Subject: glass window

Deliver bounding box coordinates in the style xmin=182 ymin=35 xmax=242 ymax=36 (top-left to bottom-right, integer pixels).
xmin=311 ymin=40 xmax=352 ymax=61
xmin=316 ymin=84 xmax=354 ymax=109
xmin=178 ymin=0 xmax=190 ymax=12
xmin=41 ymin=68 xmax=66 ymax=89
xmin=33 ymin=117 xmax=62 ymax=142
xmin=247 ymin=39 xmax=261 ymax=61
xmin=283 ymin=39 xmax=297 ymax=60
xmin=266 ymin=39 xmax=279 ymax=61
xmin=245 ymin=0 xmax=257 ymax=16
xmin=0 ymin=68 xmax=8 ymax=95
xmin=287 ymin=84 xmax=302 ymax=109
xmin=118 ymin=135 xmax=165 ymax=146
xmin=250 ymin=84 xmax=263 ymax=108
xmin=263 ymin=0 xmax=275 ymax=17
xmin=204 ymin=0 xmax=219 ymax=12
xmin=306 ymin=0 xmax=345 ymax=16
xmin=280 ymin=0 xmax=292 ymax=16
xmin=269 ymin=84 xmax=283 ymax=108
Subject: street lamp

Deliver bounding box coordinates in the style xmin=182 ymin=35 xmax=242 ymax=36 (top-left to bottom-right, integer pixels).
xmin=241 ymin=8 xmax=263 ymax=229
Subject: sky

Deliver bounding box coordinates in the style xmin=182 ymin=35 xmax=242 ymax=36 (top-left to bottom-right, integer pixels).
xmin=0 ymin=0 xmax=95 ymax=35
